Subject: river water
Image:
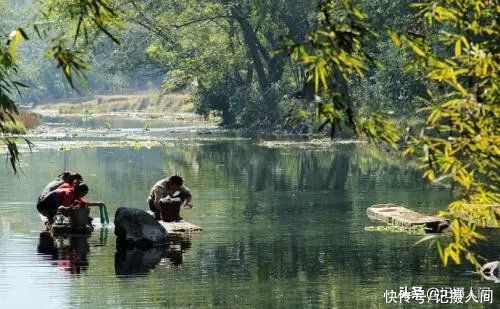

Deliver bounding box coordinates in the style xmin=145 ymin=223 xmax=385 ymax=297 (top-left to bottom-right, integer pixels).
xmin=0 ymin=133 xmax=498 ymax=308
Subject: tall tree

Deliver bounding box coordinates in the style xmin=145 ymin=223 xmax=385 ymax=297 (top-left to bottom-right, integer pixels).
xmin=125 ymin=0 xmax=316 ymax=127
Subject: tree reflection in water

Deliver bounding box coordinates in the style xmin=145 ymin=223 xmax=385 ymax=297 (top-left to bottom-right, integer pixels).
xmin=114 ymin=234 xmax=192 ymax=277
xmin=37 ymin=232 xmax=90 ymax=275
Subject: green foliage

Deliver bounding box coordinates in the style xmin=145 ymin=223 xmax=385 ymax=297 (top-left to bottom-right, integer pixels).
xmin=393 ymin=0 xmax=499 ymax=268
xmin=48 ymin=40 xmax=90 ymax=89
xmin=283 ymin=0 xmax=498 ymax=269
xmin=359 ymin=112 xmax=400 ymax=147
xmin=285 ymin=0 xmax=399 ymax=142
xmin=128 ymin=0 xmax=314 ymax=128
xmin=0 ymin=0 xmax=153 ymax=103
xmin=1 ymin=0 xmax=120 ymax=172
xmin=351 ymin=0 xmax=429 ymax=117
xmin=1 ymin=28 xmax=29 ymax=172
xmin=39 ymin=0 xmax=120 ymax=89
xmin=3 ymin=121 xmax=27 ymax=134
xmin=286 ymin=0 xmax=373 ymax=92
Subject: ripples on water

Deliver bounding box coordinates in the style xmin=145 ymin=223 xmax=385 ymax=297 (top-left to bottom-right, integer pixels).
xmin=0 ymin=140 xmax=498 ymax=308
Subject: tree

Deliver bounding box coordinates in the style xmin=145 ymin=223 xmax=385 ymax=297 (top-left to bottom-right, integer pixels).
xmin=285 ymin=0 xmax=400 ymax=142
xmin=0 ymin=0 xmax=119 ymax=172
xmin=0 ymin=27 xmax=30 ymax=172
xmin=125 ymin=0 xmax=316 ymax=128
xmin=391 ymin=0 xmax=499 ymax=267
xmin=352 ymin=0 xmax=429 ymax=117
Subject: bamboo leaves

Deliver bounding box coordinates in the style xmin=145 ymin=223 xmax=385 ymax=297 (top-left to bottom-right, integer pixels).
xmin=1 ymin=28 xmax=29 ymax=172
xmin=1 ymin=0 xmax=120 ymax=172
xmin=395 ymin=0 xmax=499 ymax=269
xmin=285 ymin=0 xmax=379 ymax=139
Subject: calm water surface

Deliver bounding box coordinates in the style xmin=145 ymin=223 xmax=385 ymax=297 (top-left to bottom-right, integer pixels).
xmin=0 ymin=137 xmax=498 ymax=308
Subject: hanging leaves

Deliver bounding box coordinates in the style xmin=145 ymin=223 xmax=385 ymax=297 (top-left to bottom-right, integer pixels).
xmin=1 ymin=0 xmax=120 ymax=173
xmin=284 ymin=0 xmax=380 ymax=139
xmin=394 ymin=0 xmax=499 ymax=269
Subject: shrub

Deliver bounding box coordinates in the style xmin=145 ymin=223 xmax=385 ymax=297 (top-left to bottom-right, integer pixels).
xmin=16 ymin=111 xmax=40 ymax=130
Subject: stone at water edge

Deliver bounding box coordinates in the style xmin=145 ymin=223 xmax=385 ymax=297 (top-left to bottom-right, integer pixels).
xmin=114 ymin=207 xmax=168 ymax=247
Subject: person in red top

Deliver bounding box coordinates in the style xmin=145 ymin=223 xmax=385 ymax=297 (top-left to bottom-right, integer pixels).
xmin=37 ymin=182 xmax=103 ymax=223
xmin=57 ymin=184 xmax=89 ymax=208
xmin=38 ymin=172 xmax=83 ymax=200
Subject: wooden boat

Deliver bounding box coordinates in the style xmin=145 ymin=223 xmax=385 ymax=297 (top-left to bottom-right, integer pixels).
xmin=367 ymin=204 xmax=447 ymax=233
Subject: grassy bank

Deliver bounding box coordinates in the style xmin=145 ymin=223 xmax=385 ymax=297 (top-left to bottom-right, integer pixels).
xmin=34 ymin=91 xmax=194 ymax=115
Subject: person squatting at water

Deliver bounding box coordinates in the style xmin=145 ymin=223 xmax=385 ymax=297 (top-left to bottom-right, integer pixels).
xmin=38 ymin=171 xmax=83 ymax=201
xmin=147 ymin=175 xmax=193 ymax=222
xmin=37 ymin=178 xmax=103 ymax=224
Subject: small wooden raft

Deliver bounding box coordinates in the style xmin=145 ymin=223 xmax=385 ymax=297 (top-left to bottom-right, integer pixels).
xmin=158 ymin=220 xmax=202 ymax=234
xmin=367 ymin=204 xmax=444 ymax=231
xmin=147 ymin=211 xmax=202 ymax=234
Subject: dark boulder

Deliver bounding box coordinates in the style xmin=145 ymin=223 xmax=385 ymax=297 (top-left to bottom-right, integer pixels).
xmin=114 ymin=207 xmax=168 ymax=248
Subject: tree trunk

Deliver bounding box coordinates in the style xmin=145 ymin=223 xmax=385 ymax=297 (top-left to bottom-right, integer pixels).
xmin=233 ymin=10 xmax=269 ymax=95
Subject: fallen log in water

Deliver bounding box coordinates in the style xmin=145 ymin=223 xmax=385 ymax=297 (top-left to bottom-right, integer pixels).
xmin=367 ymin=204 xmax=446 ymax=233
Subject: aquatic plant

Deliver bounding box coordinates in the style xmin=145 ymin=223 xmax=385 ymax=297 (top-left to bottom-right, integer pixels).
xmin=364 ymin=225 xmax=426 ymax=235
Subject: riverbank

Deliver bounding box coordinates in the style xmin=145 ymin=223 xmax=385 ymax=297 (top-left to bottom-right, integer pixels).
xmin=2 ymin=108 xmax=400 ymax=159
xmin=33 ymin=91 xmax=194 ymax=115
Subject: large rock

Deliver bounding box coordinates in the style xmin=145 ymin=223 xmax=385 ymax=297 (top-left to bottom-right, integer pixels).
xmin=114 ymin=207 xmax=168 ymax=247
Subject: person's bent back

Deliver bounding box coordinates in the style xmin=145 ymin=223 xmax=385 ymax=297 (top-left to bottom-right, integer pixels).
xmin=39 ymin=172 xmax=83 ymax=201
xmin=147 ymin=175 xmax=193 ymax=221
xmin=37 ymin=182 xmax=89 ymax=224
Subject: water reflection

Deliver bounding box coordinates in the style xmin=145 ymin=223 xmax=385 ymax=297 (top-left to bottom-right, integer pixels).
xmin=37 ymin=232 xmax=90 ymax=275
xmin=115 ymin=234 xmax=192 ymax=277
xmin=2 ymin=141 xmax=497 ymax=307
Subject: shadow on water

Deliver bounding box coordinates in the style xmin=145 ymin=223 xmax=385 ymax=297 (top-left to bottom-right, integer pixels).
xmin=114 ymin=234 xmax=192 ymax=277
xmin=37 ymin=231 xmax=91 ymax=275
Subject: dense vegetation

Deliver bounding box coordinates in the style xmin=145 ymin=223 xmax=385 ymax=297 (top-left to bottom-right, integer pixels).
xmin=0 ymin=0 xmax=498 ymax=269
xmin=2 ymin=0 xmax=427 ymax=128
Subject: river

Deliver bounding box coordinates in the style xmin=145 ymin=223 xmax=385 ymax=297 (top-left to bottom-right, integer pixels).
xmin=0 ymin=128 xmax=498 ymax=307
